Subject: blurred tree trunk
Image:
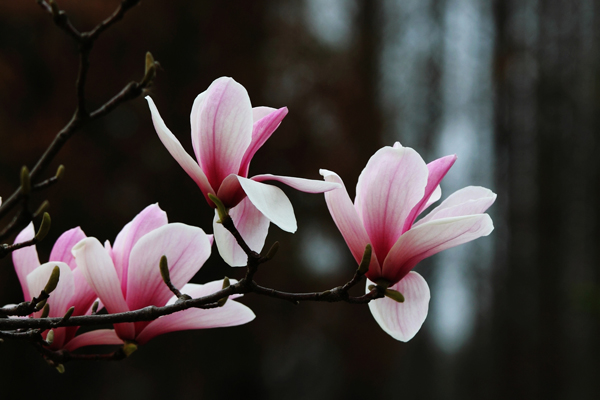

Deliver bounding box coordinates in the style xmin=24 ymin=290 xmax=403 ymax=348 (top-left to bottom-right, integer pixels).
xmin=492 ymin=0 xmax=600 ymax=398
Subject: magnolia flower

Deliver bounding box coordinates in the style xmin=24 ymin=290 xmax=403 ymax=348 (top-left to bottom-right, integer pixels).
xmin=72 ymin=204 xmax=255 ymax=345
xmin=321 ymin=142 xmax=495 ymax=341
xmin=146 ymin=77 xmax=340 ymax=266
xmin=12 ymin=225 xmax=121 ymax=351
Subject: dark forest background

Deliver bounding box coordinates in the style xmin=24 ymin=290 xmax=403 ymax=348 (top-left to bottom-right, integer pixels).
xmin=0 ymin=1 xmax=599 ymax=399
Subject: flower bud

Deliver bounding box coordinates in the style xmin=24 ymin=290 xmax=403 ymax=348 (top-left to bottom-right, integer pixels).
xmin=358 ymin=244 xmax=372 ymax=275
xmin=20 ymin=166 xmax=31 ymax=195
xmin=46 ymin=329 xmax=55 ymax=345
xmin=55 ymin=165 xmax=65 ymax=180
xmin=35 ymin=212 xmax=51 ymax=241
xmin=384 ymin=288 xmax=405 ymax=303
xmin=123 ymin=342 xmax=138 ymax=357
xmin=159 ymin=255 xmax=170 ymax=284
xmin=43 ymin=266 xmax=60 ymax=295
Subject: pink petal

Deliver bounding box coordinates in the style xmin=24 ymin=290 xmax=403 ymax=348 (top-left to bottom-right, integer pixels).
xmin=416 ymin=186 xmax=497 ymax=225
xmin=190 ymin=89 xmax=207 ymax=163
xmin=63 ymin=329 xmax=123 ymax=352
xmin=112 ymin=204 xmax=168 ymax=297
xmin=213 ymin=198 xmax=270 ymax=266
xmin=27 ymin=262 xmax=74 ymax=318
xmin=12 ymin=223 xmax=40 ymax=301
xmin=382 ymin=214 xmax=494 ymax=284
xmin=402 ymin=155 xmax=456 ymax=233
xmin=237 ymin=176 xmax=297 ymax=233
xmin=126 ymin=223 xmax=212 ymax=312
xmin=319 ymin=169 xmax=381 ymax=278
xmin=425 ymin=185 xmax=442 ymax=209
xmin=72 ymin=238 xmax=134 ymax=340
xmin=216 ymin=174 xmax=247 ymax=208
xmin=71 ymin=268 xmax=98 ymax=316
xmin=367 ymin=271 xmax=430 ymax=342
xmin=135 ymin=292 xmax=255 ymax=345
xmin=251 ymin=174 xmax=341 ymax=193
xmin=49 ymin=227 xmax=86 ymax=270
xmin=238 ymin=107 xmax=288 ymax=177
xmin=146 ymin=96 xmax=216 ymax=203
xmin=195 ymin=77 xmax=253 ymax=190
xmin=354 ymin=143 xmax=429 ymax=263
xmin=252 ymin=106 xmax=277 ymax=122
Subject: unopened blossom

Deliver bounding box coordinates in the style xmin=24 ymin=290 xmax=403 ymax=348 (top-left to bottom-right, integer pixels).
xmin=12 ymin=225 xmax=122 ymax=351
xmin=146 ymin=77 xmax=340 ymax=266
xmin=321 ymin=142 xmax=495 ymax=341
xmin=72 ymin=203 xmax=255 ymax=345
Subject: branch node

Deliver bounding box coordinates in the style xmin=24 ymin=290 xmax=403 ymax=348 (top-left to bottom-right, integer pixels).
xmin=208 ymin=194 xmax=229 ymax=223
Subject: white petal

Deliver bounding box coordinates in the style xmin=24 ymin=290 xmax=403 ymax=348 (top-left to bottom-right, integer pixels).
xmin=237 ymin=176 xmax=297 ymax=233
xmin=213 ymin=198 xmax=270 ymax=266
xmin=368 ymin=272 xmax=430 ymax=342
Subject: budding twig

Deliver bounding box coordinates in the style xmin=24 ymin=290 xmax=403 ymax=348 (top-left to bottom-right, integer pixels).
xmin=0 ymin=0 xmax=150 ymax=244
xmin=159 ymin=256 xmax=191 ymax=302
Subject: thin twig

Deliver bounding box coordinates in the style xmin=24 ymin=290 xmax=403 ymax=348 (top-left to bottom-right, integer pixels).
xmin=0 ymin=0 xmax=149 ymax=240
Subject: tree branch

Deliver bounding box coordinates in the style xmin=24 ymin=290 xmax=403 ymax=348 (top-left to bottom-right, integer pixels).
xmin=0 ymin=0 xmax=150 ymax=245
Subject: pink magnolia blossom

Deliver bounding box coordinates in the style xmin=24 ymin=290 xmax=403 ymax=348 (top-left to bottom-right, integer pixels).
xmin=321 ymin=142 xmax=495 ymax=342
xmin=71 ymin=204 xmax=255 ymax=345
xmin=146 ymin=77 xmax=340 ymax=266
xmin=12 ymin=224 xmax=122 ymax=351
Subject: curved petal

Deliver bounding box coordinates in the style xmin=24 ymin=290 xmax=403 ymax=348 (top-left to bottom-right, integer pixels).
xmin=238 ymin=107 xmax=288 ymax=177
xmin=402 ymin=155 xmax=456 ymax=233
xmin=195 ymin=77 xmax=253 ymax=190
xmin=319 ymin=169 xmax=380 ymax=278
xmin=12 ymin=223 xmax=40 ymax=301
xmin=382 ymin=214 xmax=494 ymax=284
xmin=71 ymin=268 xmax=98 ymax=316
xmin=190 ymin=90 xmax=208 ymax=162
xmin=112 ymin=203 xmax=168 ymax=296
xmin=63 ymin=329 xmax=123 ymax=352
xmin=425 ymin=185 xmax=442 ymax=209
xmin=49 ymin=227 xmax=86 ymax=270
xmin=416 ymin=186 xmax=497 ymax=225
xmin=72 ymin=238 xmax=134 ymax=340
xmin=237 ymin=177 xmax=297 ymax=233
xmin=135 ymin=298 xmax=255 ymax=345
xmin=367 ymin=272 xmax=430 ymax=342
xmin=27 ymin=262 xmax=74 ymax=318
xmin=253 ymin=106 xmax=277 ymax=122
xmin=354 ymin=143 xmax=429 ymax=262
xmin=146 ymin=96 xmax=215 ymax=202
xmin=126 ymin=223 xmax=212 ymax=312
xmin=213 ymin=198 xmax=270 ymax=266
xmin=216 ymin=174 xmax=247 ymax=209
xmin=251 ymin=174 xmax=341 ymax=193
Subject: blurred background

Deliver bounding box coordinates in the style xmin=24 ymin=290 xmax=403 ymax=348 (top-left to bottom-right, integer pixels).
xmin=0 ymin=0 xmax=598 ymax=399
